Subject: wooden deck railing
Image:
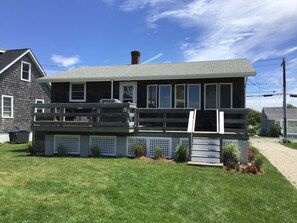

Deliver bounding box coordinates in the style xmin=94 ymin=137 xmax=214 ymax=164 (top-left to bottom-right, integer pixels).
xmin=134 ymin=108 xmax=194 ymax=132
xmin=219 ymin=108 xmax=248 ymax=133
xmin=31 ymin=103 xmax=136 ymax=128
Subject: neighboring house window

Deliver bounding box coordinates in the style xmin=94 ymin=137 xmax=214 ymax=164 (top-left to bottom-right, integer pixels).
xmin=69 ymin=83 xmax=86 ymax=102
xmin=147 ymin=85 xmax=157 ymax=108
xmin=205 ymin=84 xmax=217 ymax=110
xmin=159 ymin=85 xmax=172 ymax=108
xmin=35 ymin=99 xmax=44 ymax=113
xmin=21 ymin=61 xmax=31 ymax=81
xmin=175 ymin=84 xmax=185 ymax=108
xmin=1 ymin=95 xmax=13 ymax=118
xmin=187 ymin=84 xmax=201 ymax=109
xmin=205 ymin=83 xmax=233 ymax=110
xmin=219 ymin=83 xmax=232 ymax=108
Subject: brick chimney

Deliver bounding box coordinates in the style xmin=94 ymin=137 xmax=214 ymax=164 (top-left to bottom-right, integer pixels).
xmin=131 ymin=50 xmax=140 ymax=64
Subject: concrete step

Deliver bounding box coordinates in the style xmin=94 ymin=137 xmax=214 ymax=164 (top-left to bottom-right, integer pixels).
xmin=187 ymin=161 xmax=223 ymax=167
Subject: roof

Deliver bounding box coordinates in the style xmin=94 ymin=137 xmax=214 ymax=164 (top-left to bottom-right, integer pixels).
xmin=262 ymin=107 xmax=297 ymax=120
xmin=0 ymin=48 xmax=46 ymax=77
xmin=37 ymin=58 xmax=256 ymax=83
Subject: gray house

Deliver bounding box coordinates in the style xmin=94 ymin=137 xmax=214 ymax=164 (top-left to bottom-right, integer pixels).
xmin=261 ymin=107 xmax=297 ymax=137
xmin=0 ymin=48 xmax=51 ymax=142
xmin=32 ymin=51 xmax=256 ymax=165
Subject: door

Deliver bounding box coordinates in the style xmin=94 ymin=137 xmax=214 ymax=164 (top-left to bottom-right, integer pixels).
xmin=119 ymin=82 xmax=137 ymax=104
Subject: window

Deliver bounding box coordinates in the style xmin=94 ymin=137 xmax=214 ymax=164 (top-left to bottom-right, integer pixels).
xmin=205 ymin=84 xmax=217 ymax=110
xmin=175 ymin=84 xmax=185 ymax=108
xmin=159 ymin=85 xmax=171 ymax=108
xmin=35 ymin=99 xmax=44 ymax=113
xmin=147 ymin=85 xmax=157 ymax=108
xmin=21 ymin=61 xmax=31 ymax=81
xmin=188 ymin=84 xmax=200 ymax=109
xmin=69 ymin=83 xmax=86 ymax=102
xmin=219 ymin=83 xmax=232 ymax=108
xmin=204 ymin=83 xmax=233 ymax=109
xmin=1 ymin=95 xmax=13 ymax=118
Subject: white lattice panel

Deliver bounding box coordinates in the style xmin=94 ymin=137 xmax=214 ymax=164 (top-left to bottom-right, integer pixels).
xmin=180 ymin=138 xmax=189 ymax=147
xmin=149 ymin=138 xmax=172 ymax=158
xmin=127 ymin=137 xmax=146 ymax=156
xmin=54 ymin=135 xmax=80 ymax=154
xmin=90 ymin=136 xmax=116 ymax=156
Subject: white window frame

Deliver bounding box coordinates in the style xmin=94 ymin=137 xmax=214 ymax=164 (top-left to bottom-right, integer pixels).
xmin=1 ymin=95 xmax=13 ymax=118
xmin=119 ymin=82 xmax=137 ymax=104
xmin=187 ymin=84 xmax=201 ymax=110
xmin=204 ymin=83 xmax=217 ymax=110
xmin=21 ymin=61 xmax=31 ymax=82
xmin=219 ymin=83 xmax=233 ymax=109
xmin=35 ymin=99 xmax=45 ymax=113
xmin=158 ymin=85 xmax=172 ymax=108
xmin=147 ymin=84 xmax=158 ymax=108
xmin=69 ymin=83 xmax=86 ymax=102
xmin=175 ymin=84 xmax=186 ymax=108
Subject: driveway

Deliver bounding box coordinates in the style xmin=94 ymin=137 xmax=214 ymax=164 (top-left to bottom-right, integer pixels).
xmin=251 ymin=137 xmax=297 ymax=189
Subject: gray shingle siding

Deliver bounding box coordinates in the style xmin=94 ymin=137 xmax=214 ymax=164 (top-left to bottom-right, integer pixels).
xmin=0 ymin=54 xmax=50 ymax=132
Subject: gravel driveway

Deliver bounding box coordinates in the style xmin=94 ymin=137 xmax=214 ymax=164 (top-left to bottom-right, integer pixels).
xmin=251 ymin=137 xmax=297 ymax=189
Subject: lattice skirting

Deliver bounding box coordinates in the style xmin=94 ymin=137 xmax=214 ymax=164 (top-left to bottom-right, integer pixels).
xmin=127 ymin=137 xmax=172 ymax=158
xmin=54 ymin=135 xmax=80 ymax=154
xmin=89 ymin=136 xmax=116 ymax=156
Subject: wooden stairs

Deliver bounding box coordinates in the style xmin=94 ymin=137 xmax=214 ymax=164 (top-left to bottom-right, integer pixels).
xmin=187 ymin=136 xmax=223 ymax=167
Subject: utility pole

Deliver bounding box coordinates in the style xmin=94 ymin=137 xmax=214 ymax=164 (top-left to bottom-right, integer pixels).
xmin=281 ymin=58 xmax=287 ymax=138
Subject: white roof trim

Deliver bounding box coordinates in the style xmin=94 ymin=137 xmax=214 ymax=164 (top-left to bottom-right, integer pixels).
xmin=0 ymin=49 xmax=46 ymax=77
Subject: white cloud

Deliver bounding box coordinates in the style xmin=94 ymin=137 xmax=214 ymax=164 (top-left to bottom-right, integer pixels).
xmin=142 ymin=52 xmax=163 ymax=64
xmin=51 ymin=54 xmax=81 ymax=68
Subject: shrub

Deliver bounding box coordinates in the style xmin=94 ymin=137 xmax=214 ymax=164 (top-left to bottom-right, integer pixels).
xmin=91 ymin=146 xmax=101 ymax=157
xmin=223 ymin=143 xmax=241 ymax=168
xmin=132 ymin=143 xmax=146 ymax=157
xmin=270 ymin=124 xmax=281 ymax=137
xmin=175 ymin=144 xmax=189 ymax=163
xmin=254 ymin=155 xmax=264 ymax=170
xmin=57 ymin=144 xmax=67 ymax=157
xmin=248 ymin=147 xmax=254 ymax=162
xmin=154 ymin=147 xmax=164 ymax=159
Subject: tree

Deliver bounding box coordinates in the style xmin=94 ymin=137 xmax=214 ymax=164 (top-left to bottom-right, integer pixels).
xmin=287 ymin=104 xmax=296 ymax=108
xmin=247 ymin=108 xmax=261 ymax=126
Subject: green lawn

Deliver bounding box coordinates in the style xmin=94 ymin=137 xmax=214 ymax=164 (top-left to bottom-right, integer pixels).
xmin=1 ymin=144 xmax=297 ymax=223
xmin=281 ymin=142 xmax=297 ymax=150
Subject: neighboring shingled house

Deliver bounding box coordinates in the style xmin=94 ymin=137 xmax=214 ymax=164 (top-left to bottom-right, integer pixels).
xmin=0 ymin=48 xmax=51 ymax=142
xmin=261 ymin=107 xmax=297 ymax=136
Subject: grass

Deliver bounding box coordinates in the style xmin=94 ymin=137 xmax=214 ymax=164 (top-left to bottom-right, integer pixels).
xmin=0 ymin=143 xmax=297 ymax=222
xmin=281 ymin=142 xmax=297 ymax=150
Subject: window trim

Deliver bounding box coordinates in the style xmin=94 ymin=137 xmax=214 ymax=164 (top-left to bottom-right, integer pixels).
xmin=158 ymin=85 xmax=172 ymax=108
xmin=35 ymin=99 xmax=45 ymax=113
xmin=204 ymin=83 xmax=217 ymax=110
xmin=21 ymin=61 xmax=31 ymax=82
xmin=219 ymin=83 xmax=233 ymax=109
xmin=175 ymin=84 xmax=186 ymax=108
xmin=119 ymin=82 xmax=137 ymax=104
xmin=69 ymin=83 xmax=86 ymax=102
xmin=147 ymin=84 xmax=158 ymax=108
xmin=1 ymin=95 xmax=13 ymax=118
xmin=187 ymin=84 xmax=201 ymax=110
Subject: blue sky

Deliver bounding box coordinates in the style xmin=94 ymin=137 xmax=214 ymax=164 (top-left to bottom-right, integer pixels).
xmin=1 ymin=0 xmax=297 ymax=111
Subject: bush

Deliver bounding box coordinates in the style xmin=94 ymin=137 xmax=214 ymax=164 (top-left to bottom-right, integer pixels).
xmin=254 ymin=155 xmax=264 ymax=170
xmin=132 ymin=143 xmax=146 ymax=157
xmin=91 ymin=146 xmax=101 ymax=157
xmin=57 ymin=144 xmax=67 ymax=157
xmin=154 ymin=147 xmax=164 ymax=159
xmin=223 ymin=143 xmax=241 ymax=168
xmin=175 ymin=145 xmax=189 ymax=163
xmin=270 ymin=124 xmax=281 ymax=137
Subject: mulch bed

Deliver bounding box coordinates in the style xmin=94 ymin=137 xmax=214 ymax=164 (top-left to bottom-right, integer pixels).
xmin=134 ymin=156 xmax=175 ymax=163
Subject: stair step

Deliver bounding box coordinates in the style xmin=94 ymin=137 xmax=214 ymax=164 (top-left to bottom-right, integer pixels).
xmin=193 ymin=138 xmax=220 ymax=145
xmin=191 ymin=156 xmax=220 ymax=163
xmin=192 ymin=144 xmax=220 ymax=151
xmin=191 ymin=151 xmax=220 ymax=157
xmin=187 ymin=161 xmax=223 ymax=167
